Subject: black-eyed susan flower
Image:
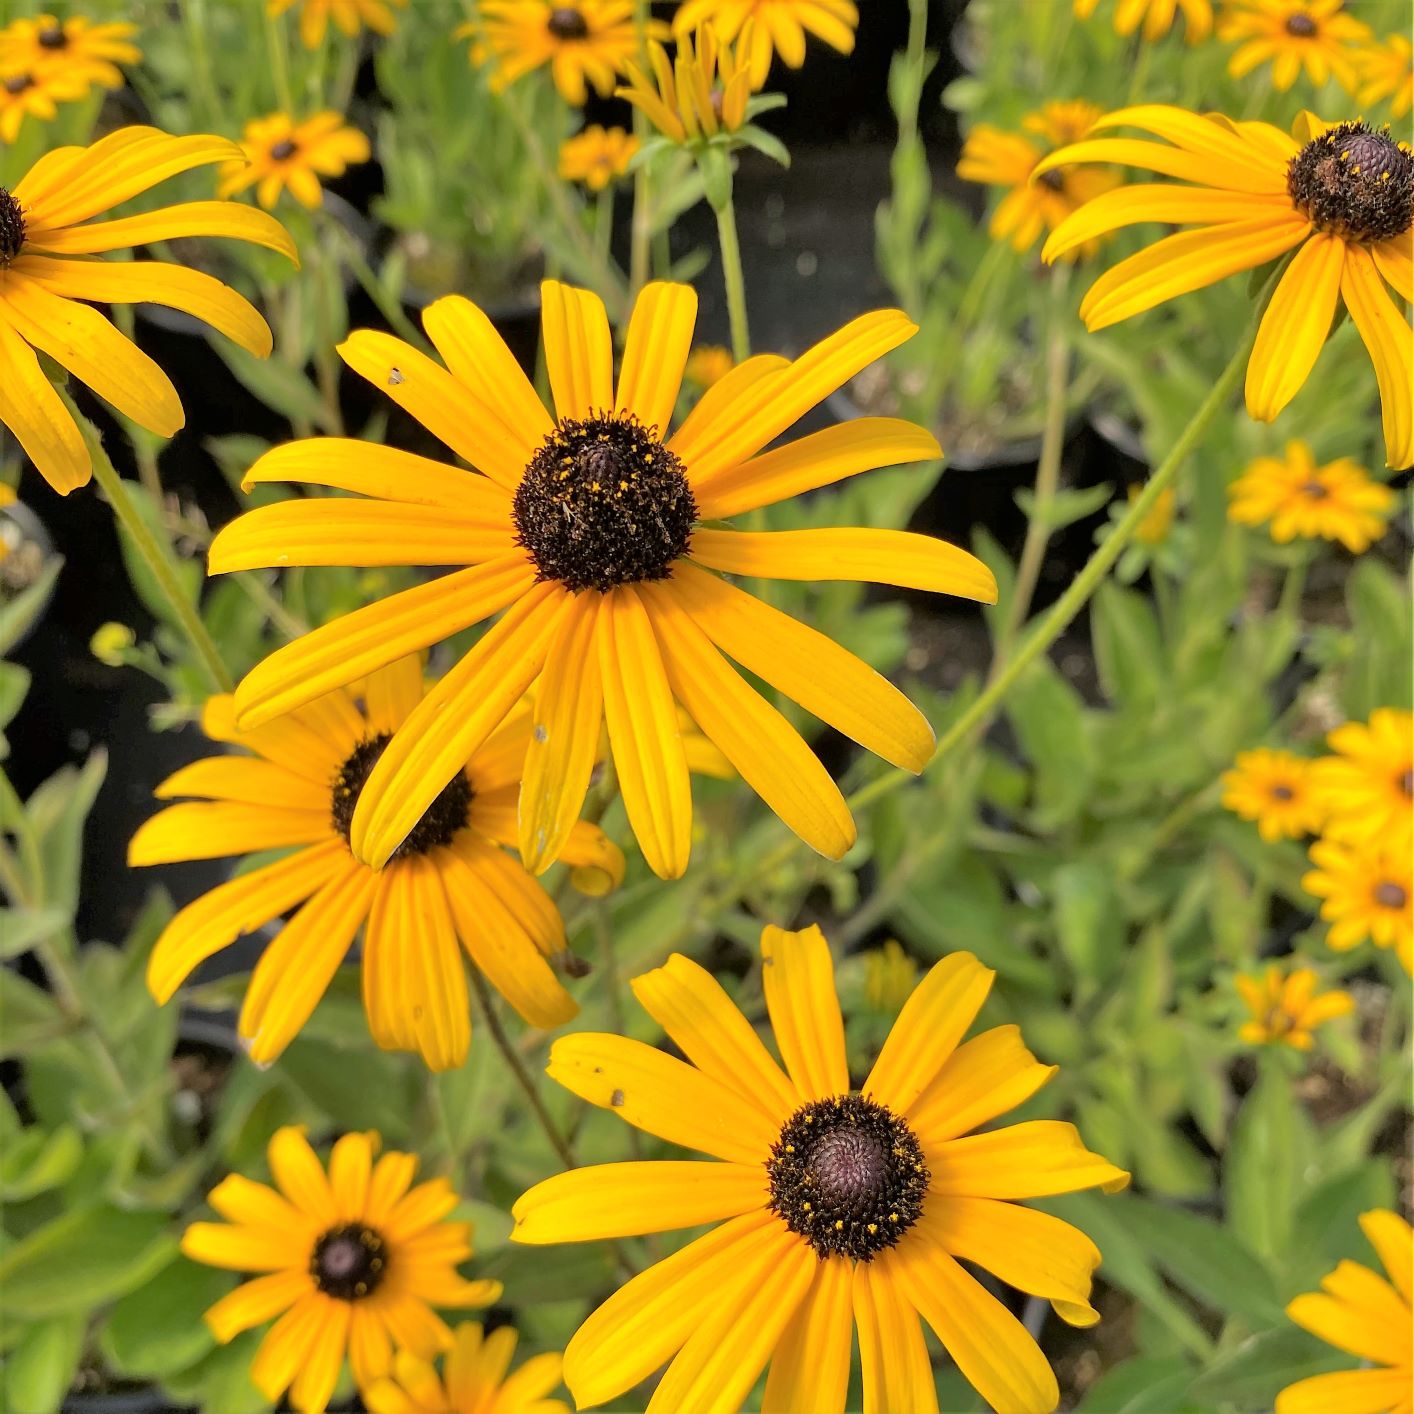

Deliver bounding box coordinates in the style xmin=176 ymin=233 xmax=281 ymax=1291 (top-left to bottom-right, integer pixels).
xmin=558 ymin=124 xmax=639 ymax=191
xmin=1356 ymin=34 xmax=1414 ymax=120
xmin=1222 ymin=747 xmax=1325 ymax=841
xmin=512 ymin=925 xmax=1128 ymax=1414
xmin=1218 ymin=0 xmax=1371 ymax=93
xmin=0 ymin=126 xmax=294 ymax=495
xmin=0 ymin=13 xmax=140 ymax=89
xmin=184 ymin=1126 xmax=501 ymax=1414
xmin=210 ymin=280 xmax=994 ymax=881
xmin=129 ymin=656 xmax=614 ymax=1068
xmin=364 ymin=1322 xmax=568 ymax=1414
xmin=618 ymin=24 xmax=757 ymax=144
xmin=673 ymin=0 xmax=858 ymax=88
xmin=268 ymin=0 xmax=407 ymax=51
xmin=1303 ymin=840 xmax=1412 ymax=975
xmin=1039 ymin=107 xmax=1414 ymax=469
xmin=957 ymin=101 xmax=1119 ymax=259
xmin=1073 ymin=0 xmax=1213 ymax=44
xmin=1311 ymin=709 xmax=1414 ymax=860
xmin=1235 ymin=963 xmax=1353 ymax=1049
xmin=0 ymin=65 xmax=86 ymax=143
xmin=219 ymin=111 xmax=372 ymax=211
xmin=1276 ymin=1210 xmax=1412 ymax=1414
xmin=685 ymin=343 xmax=735 ymax=388
xmin=1227 ymin=441 xmax=1395 ymax=552
xmin=460 ymin=2 xmax=662 ymax=108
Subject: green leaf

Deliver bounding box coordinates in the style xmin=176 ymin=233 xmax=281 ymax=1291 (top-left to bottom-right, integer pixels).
xmin=1091 ymin=582 xmax=1164 ymax=708
xmin=100 ymin=1255 xmax=229 ymax=1378
xmin=1187 ymin=1327 xmax=1347 ymax=1406
xmin=1289 ymin=1160 xmax=1396 ymax=1286
xmin=1006 ymin=658 xmax=1096 ymax=829
xmin=734 ymin=124 xmax=790 ymax=168
xmin=0 ymin=1125 xmax=83 ymax=1201
xmin=33 ymin=749 xmax=108 ymax=920
xmin=1052 ymin=861 xmax=1124 ymax=993
xmin=1016 ymin=482 xmax=1112 ymax=532
xmin=0 ymin=969 xmax=66 ymax=1057
xmin=1074 ymin=1356 xmax=1197 ymax=1413
xmin=0 ymin=906 xmax=70 ymax=959
xmin=1224 ymin=1060 xmax=1302 ymax=1264
xmin=0 ymin=555 xmax=62 ymax=657
xmin=1 ymin=1312 xmax=86 ymax=1414
xmin=214 ymin=343 xmax=331 ymax=431
xmin=0 ymin=1205 xmax=176 ymax=1317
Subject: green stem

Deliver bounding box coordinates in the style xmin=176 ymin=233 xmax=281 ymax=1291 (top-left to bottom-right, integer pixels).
xmin=265 ymin=2 xmax=295 ymax=114
xmin=923 ymin=237 xmax=1009 ymax=420
xmin=899 ymin=0 xmax=929 ymax=153
xmin=629 ymin=0 xmax=653 ymax=299
xmin=1277 ymin=555 xmax=1308 ymax=621
xmin=178 ymin=0 xmax=224 ymax=130
xmin=329 ymin=222 xmax=433 ymax=356
xmin=714 ymin=190 xmax=751 ymax=363
xmin=595 ymin=186 xmax=615 ymax=272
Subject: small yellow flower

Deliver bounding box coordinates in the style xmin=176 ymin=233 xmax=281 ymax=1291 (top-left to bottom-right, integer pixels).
xmin=1130 ymin=482 xmax=1175 ymax=544
xmin=863 ymin=938 xmax=919 ymax=1014
xmin=90 ymin=622 xmax=136 ymax=666
xmin=1311 ymin=709 xmax=1414 ymax=860
xmin=617 ymin=24 xmax=757 ymax=143
xmin=1227 ymin=441 xmax=1395 ymax=553
xmin=558 ymin=124 xmax=639 ymax=192
xmin=1221 ymin=748 xmax=1324 ymax=841
xmin=1235 ymin=963 xmax=1353 ymax=1049
xmin=1277 ymin=1210 xmax=1413 ymax=1414
xmin=685 ymin=344 xmax=735 ymax=389
xmin=184 ymin=1127 xmax=501 ymax=1414
xmin=1218 ymin=0 xmax=1372 ymax=93
xmin=219 ymin=112 xmax=371 ymax=211
xmin=0 ymin=13 xmax=140 ymax=89
xmin=957 ymin=100 xmax=1119 ymax=259
xmin=673 ymin=0 xmax=857 ymax=88
xmin=1355 ymin=34 xmax=1414 ymax=119
xmin=268 ymin=0 xmax=407 ymax=51
xmin=1303 ymin=839 xmax=1412 ymax=975
xmin=460 ymin=2 xmax=664 ymax=108
xmin=1073 ymin=0 xmax=1213 ymax=43
xmin=0 ymin=65 xmax=87 ymax=143
xmin=363 ymin=1323 xmax=568 ymax=1414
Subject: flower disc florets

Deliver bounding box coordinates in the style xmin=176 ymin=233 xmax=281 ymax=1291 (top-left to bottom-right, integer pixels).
xmin=767 ymin=1094 xmax=930 ymax=1261
xmin=1375 ymin=880 xmax=1408 ymax=909
xmin=332 ymin=734 xmax=472 ymax=859
xmin=1284 ymin=13 xmax=1317 ymax=36
xmin=547 ymin=7 xmax=590 ymax=39
xmin=0 ymin=188 xmax=24 ymax=267
xmin=513 ymin=412 xmax=696 ymax=593
xmin=1287 ymin=121 xmax=1414 ymax=243
xmin=269 ymin=138 xmax=298 ymax=161
xmin=310 ymin=1223 xmax=386 ymax=1300
xmin=37 ymin=23 xmax=67 ymax=48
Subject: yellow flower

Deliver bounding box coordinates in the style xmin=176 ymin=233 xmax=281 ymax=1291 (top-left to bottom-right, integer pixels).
xmin=1039 ymin=108 xmax=1414 ymax=469
xmin=685 ymin=343 xmax=735 ymax=388
xmin=0 ymin=13 xmax=141 ymax=89
xmin=1130 ymin=481 xmax=1175 ymax=543
xmin=1072 ymin=0 xmax=1213 ymax=43
xmin=1356 ymin=34 xmax=1414 ymax=119
xmin=363 ymin=1323 xmax=568 ymax=1414
xmin=1311 ymin=708 xmax=1414 ymax=860
xmin=617 ymin=24 xmax=757 ymax=143
xmin=209 ymin=279 xmax=995 ymax=880
xmin=183 ymin=1126 xmax=502 ymax=1414
xmin=1277 ymin=1210 xmax=1412 ymax=1414
xmin=1221 ymin=747 xmax=1324 ymax=841
xmin=1303 ymin=839 xmax=1412 ymax=974
xmin=0 ymin=126 xmax=294 ymax=496
xmin=219 ymin=111 xmax=372 ymax=211
xmin=268 ymin=0 xmax=407 ymax=50
xmin=673 ymin=0 xmax=858 ymax=88
xmin=1218 ymin=0 xmax=1372 ymax=93
xmin=0 ymin=65 xmax=87 ymax=143
xmin=89 ymin=621 xmax=136 ymax=666
xmin=957 ymin=100 xmax=1120 ymax=259
xmin=459 ymin=2 xmax=663 ymax=108
xmin=863 ymin=938 xmax=918 ymax=1013
xmin=129 ymin=656 xmax=619 ymax=1068
xmin=1235 ymin=962 xmax=1353 ymax=1048
xmin=512 ymin=926 xmax=1128 ymax=1414
xmin=558 ymin=124 xmax=639 ymax=191
xmin=1227 ymin=441 xmax=1395 ymax=552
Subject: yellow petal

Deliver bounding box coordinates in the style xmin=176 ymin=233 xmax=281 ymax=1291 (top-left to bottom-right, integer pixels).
xmin=760 ymin=923 xmax=848 ymax=1102
xmin=248 ymin=1291 xmax=327 ymax=1403
xmin=1090 ymin=105 xmax=1286 ymax=186
xmin=1371 ymin=238 xmax=1413 ymax=305
xmin=599 ymin=588 xmax=693 ymax=881
xmin=1275 ymin=1369 xmax=1413 ymax=1414
xmin=0 ymin=314 xmax=90 ymax=493
xmin=511 ymin=1161 xmax=767 ymax=1244
xmin=930 ymin=1120 xmax=1130 ymax=1199
xmin=1286 ymin=1284 xmax=1406 ymax=1367
xmin=761 ymin=1257 xmax=853 ymax=1414
xmin=155 ymin=756 xmax=321 ymax=810
xmin=267 ymin=1126 xmax=337 ymax=1224
xmin=362 ymin=655 xmax=426 ymax=736
xmin=908 ymin=1025 xmax=1057 ymax=1146
xmin=540 ymin=280 xmax=613 ymax=422
xmin=202 ymin=1269 xmax=309 ymax=1344
xmin=1033 ymin=137 xmax=1277 ymax=196
xmin=669 ymin=352 xmax=789 ymax=471
xmin=182 ymin=1222 xmax=302 ymax=1272
xmin=1342 ymin=243 xmax=1414 ymax=469
xmin=128 ymin=801 xmax=330 ymax=865
xmin=328 ymin=1131 xmax=374 ymax=1220
xmin=288 ymin=1300 xmax=351 ymax=1414
xmin=615 ymin=281 xmax=698 ymax=435
xmin=1360 ymin=1210 xmax=1414 ymax=1306
xmin=853 ymin=1253 xmax=939 ymax=1414
xmin=23 ymin=199 xmax=297 ymax=261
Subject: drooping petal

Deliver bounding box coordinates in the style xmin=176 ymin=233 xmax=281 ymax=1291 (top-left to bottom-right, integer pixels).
xmin=760 ymin=924 xmax=849 ymax=1101
xmin=1342 ymin=243 xmax=1414 ymax=469
xmin=0 ymin=314 xmax=90 ymax=494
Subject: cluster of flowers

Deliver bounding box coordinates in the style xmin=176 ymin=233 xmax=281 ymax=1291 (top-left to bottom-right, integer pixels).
xmin=0 ymin=11 xmax=139 ymax=142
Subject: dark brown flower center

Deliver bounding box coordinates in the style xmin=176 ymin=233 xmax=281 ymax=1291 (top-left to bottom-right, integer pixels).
xmin=1400 ymin=768 xmax=1413 ymax=799
xmin=1287 ymin=121 xmax=1414 ymax=243
xmin=269 ymin=138 xmax=298 ymax=161
xmin=311 ymin=1224 xmax=386 ymax=1300
xmin=513 ymin=413 xmax=696 ymax=593
xmin=1270 ymin=783 xmax=1295 ymax=801
xmin=37 ymin=23 xmax=67 ymax=48
xmin=1299 ymin=480 xmax=1330 ymax=500
xmin=0 ymin=187 xmax=23 ymax=267
xmin=1284 ymin=12 xmax=1318 ymax=37
xmin=767 ymin=1094 xmax=930 ymax=1261
xmin=332 ymin=734 xmax=473 ymax=860
xmin=1374 ymin=880 xmax=1408 ymax=910
xmin=548 ymin=6 xmax=590 ymax=39
xmin=1037 ymin=167 xmax=1067 ymax=192
xmin=3 ymin=74 xmax=34 ymax=95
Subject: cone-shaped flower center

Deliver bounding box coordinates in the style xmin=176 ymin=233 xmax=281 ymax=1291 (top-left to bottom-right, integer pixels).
xmin=1374 ymin=880 xmax=1408 ymax=910
xmin=332 ymin=734 xmax=473 ymax=859
xmin=1287 ymin=121 xmax=1414 ymax=243
xmin=0 ymin=187 xmax=23 ymax=267
xmin=1400 ymin=769 xmax=1413 ymax=799
xmin=767 ymin=1094 xmax=930 ymax=1261
xmin=1299 ymin=480 xmax=1330 ymax=500
xmin=311 ymin=1223 xmax=387 ymax=1300
xmin=3 ymin=74 xmax=34 ymax=96
xmin=1269 ymin=783 xmax=1295 ymax=801
xmin=1036 ymin=167 xmax=1067 ymax=193
xmin=548 ymin=6 xmax=590 ymax=39
xmin=269 ymin=138 xmax=298 ymax=161
xmin=513 ymin=413 xmax=697 ymax=593
xmin=1284 ymin=13 xmax=1317 ymax=36
xmin=37 ymin=23 xmax=67 ymax=48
